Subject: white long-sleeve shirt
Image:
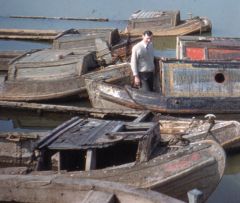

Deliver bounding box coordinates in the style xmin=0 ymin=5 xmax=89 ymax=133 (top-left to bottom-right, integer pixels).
xmin=130 ymin=40 xmax=155 ymax=76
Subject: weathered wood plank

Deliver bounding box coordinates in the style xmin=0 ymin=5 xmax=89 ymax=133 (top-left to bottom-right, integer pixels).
xmin=83 ymin=190 xmax=115 ymax=203
xmin=0 ymin=101 xmax=144 ymax=118
xmin=0 ymin=175 xmax=185 ymax=203
xmin=85 ymin=149 xmax=96 ymax=171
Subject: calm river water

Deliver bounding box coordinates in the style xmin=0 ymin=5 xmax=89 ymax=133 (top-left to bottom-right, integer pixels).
xmin=0 ymin=0 xmax=240 ymax=202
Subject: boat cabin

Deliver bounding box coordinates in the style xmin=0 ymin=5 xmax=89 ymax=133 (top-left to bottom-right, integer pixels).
xmin=7 ymin=49 xmax=98 ymax=81
xmin=177 ymin=36 xmax=240 ymax=60
xmin=160 ymin=59 xmax=240 ymax=98
xmin=52 ymin=28 xmax=121 ymax=50
xmin=125 ymin=10 xmax=180 ymax=33
xmin=36 ymin=117 xmax=160 ymax=171
xmin=52 ymin=28 xmax=140 ymax=64
xmin=124 ymin=10 xmax=212 ymax=37
xmin=0 ymin=48 xmax=99 ymax=101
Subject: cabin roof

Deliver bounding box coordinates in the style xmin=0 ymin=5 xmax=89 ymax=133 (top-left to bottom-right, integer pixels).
xmin=127 ymin=10 xmax=180 ymax=28
xmin=129 ymin=10 xmax=179 ymax=20
xmin=53 ymin=28 xmax=121 ymax=49
xmin=37 ymin=117 xmax=158 ymax=151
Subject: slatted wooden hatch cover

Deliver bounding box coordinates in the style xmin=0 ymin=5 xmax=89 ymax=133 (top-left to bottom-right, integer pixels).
xmin=36 ymin=117 xmax=160 ymax=171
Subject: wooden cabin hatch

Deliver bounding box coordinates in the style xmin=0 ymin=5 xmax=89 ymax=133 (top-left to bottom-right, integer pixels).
xmin=35 ymin=117 xmax=160 ymax=172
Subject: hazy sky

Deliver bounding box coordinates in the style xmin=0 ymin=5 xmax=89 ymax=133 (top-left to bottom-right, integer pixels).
xmin=0 ymin=0 xmax=239 ymax=36
xmin=0 ymin=0 xmax=234 ymax=19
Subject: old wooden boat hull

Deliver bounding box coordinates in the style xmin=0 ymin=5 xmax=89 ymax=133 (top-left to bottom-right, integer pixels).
xmin=0 ymin=100 xmax=148 ymax=121
xmin=86 ymin=79 xmax=240 ymax=114
xmin=156 ymin=115 xmax=240 ymax=150
xmin=0 ymin=113 xmax=226 ymax=202
xmin=176 ymin=36 xmax=240 ymax=60
xmin=0 ymin=48 xmax=98 ymax=101
xmin=0 ymin=131 xmax=47 ymax=167
xmin=124 ymin=10 xmax=211 ymax=36
xmin=0 ymin=109 xmax=154 ymax=167
xmin=52 ymin=28 xmax=121 ymax=50
xmin=0 ymin=28 xmax=61 ymax=41
xmin=53 ymin=28 xmax=140 ymax=64
xmin=29 ymin=116 xmax=225 ymax=202
xmin=35 ymin=140 xmax=225 ymax=202
xmin=85 ymin=60 xmax=240 ymax=114
xmin=1 ymin=102 xmax=240 ymax=151
xmin=0 ymin=175 xmax=183 ymax=203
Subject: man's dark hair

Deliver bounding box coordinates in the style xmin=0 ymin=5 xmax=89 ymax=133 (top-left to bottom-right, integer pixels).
xmin=143 ymin=30 xmax=153 ymax=36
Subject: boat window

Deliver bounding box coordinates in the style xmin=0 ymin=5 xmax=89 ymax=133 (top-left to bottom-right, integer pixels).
xmin=215 ymin=73 xmax=225 ymax=83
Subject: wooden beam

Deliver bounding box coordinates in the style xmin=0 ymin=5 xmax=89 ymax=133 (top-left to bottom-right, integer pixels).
xmin=188 ymin=189 xmax=203 ymax=203
xmin=85 ymin=149 xmax=96 ymax=171
xmin=83 ymin=190 xmax=115 ymax=203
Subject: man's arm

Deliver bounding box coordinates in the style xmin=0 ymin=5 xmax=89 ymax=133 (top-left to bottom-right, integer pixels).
xmin=130 ymin=46 xmax=138 ymax=76
xmin=130 ymin=47 xmax=140 ymax=87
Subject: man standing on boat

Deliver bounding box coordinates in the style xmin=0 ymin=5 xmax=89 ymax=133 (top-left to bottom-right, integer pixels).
xmin=130 ymin=30 xmax=155 ymax=91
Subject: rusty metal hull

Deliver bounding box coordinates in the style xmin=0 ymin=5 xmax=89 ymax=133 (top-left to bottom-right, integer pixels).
xmin=177 ymin=36 xmax=240 ymax=60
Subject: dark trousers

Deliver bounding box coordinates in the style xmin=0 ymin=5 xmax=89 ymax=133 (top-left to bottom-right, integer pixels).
xmin=139 ymin=72 xmax=154 ymax=91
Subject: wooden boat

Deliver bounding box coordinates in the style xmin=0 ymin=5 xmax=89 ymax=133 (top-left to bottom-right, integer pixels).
xmin=0 ymin=100 xmax=148 ymax=121
xmin=156 ymin=114 xmax=240 ymax=151
xmin=84 ymin=60 xmax=240 ymax=114
xmin=0 ymin=109 xmax=155 ymax=168
xmin=0 ymin=48 xmax=99 ymax=101
xmin=31 ymin=116 xmax=225 ymax=202
xmin=53 ymin=28 xmax=141 ymax=64
xmin=0 ymin=175 xmax=184 ymax=203
xmin=1 ymin=101 xmax=240 ymax=151
xmin=176 ymin=36 xmax=240 ymax=60
xmin=124 ymin=10 xmax=212 ymax=37
xmin=0 ymin=28 xmax=61 ymax=41
xmin=53 ymin=28 xmax=121 ymax=49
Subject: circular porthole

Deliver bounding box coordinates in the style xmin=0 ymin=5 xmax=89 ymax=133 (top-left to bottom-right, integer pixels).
xmin=215 ymin=73 xmax=225 ymax=83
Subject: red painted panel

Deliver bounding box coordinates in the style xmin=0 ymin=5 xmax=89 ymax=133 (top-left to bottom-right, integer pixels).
xmin=208 ymin=48 xmax=240 ymax=60
xmin=185 ymin=47 xmax=205 ymax=60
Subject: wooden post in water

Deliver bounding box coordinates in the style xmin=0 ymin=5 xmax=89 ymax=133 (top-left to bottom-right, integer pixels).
xmin=187 ymin=189 xmax=203 ymax=203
